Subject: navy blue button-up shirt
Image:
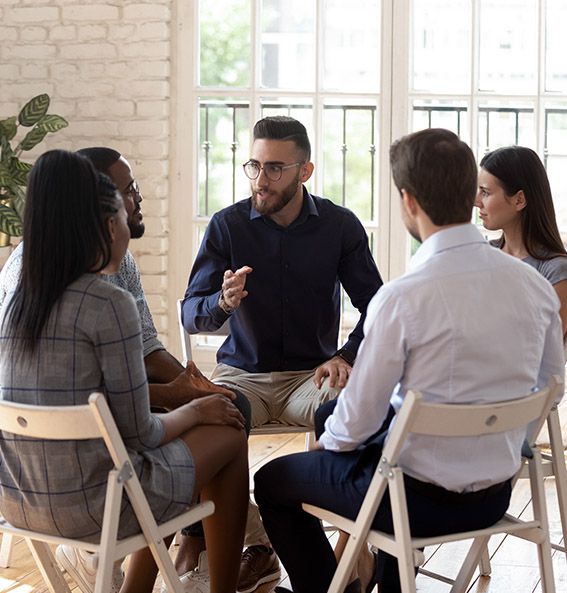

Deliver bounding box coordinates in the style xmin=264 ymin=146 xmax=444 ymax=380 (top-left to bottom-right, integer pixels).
xmin=182 ymin=189 xmax=383 ymax=373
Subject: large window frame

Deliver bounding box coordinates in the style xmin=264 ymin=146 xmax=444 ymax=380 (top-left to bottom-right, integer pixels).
xmin=169 ymin=0 xmax=567 ymax=366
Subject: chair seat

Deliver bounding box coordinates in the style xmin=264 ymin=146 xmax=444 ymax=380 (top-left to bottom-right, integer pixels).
xmin=252 ymin=424 xmax=312 ymax=436
xmin=0 ymin=500 xmax=214 ymax=560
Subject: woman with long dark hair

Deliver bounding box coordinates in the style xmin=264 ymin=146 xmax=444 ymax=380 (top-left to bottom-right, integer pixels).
xmin=476 ymin=145 xmax=567 ymax=335
xmin=0 ymin=150 xmax=248 ymax=593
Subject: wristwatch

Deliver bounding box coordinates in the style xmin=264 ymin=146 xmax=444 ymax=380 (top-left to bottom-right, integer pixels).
xmin=335 ymin=347 xmax=356 ymax=366
xmin=218 ymin=292 xmax=236 ymax=314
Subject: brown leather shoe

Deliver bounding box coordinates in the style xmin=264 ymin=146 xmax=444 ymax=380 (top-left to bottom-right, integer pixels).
xmin=237 ymin=546 xmax=281 ymax=593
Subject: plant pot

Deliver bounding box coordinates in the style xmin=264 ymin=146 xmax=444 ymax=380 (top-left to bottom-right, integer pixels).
xmin=0 ymin=232 xmax=11 ymax=248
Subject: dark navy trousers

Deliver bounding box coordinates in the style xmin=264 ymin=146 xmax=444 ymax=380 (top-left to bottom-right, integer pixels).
xmin=255 ymin=407 xmax=512 ymax=593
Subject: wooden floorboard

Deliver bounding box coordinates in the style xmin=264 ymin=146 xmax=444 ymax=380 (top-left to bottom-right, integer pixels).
xmin=2 ymin=434 xmax=567 ymax=593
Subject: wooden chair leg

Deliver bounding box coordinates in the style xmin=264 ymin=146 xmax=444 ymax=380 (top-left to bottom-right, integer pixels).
xmin=26 ymin=539 xmax=72 ymax=593
xmin=548 ymin=408 xmax=567 ymax=555
xmin=0 ymin=533 xmax=14 ymax=568
xmin=450 ymin=535 xmax=491 ymax=593
xmin=478 ymin=546 xmax=491 ymax=576
xmin=531 ymin=450 xmax=556 ymax=593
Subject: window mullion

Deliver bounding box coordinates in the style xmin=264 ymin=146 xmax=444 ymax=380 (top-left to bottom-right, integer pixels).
xmin=387 ymin=0 xmax=411 ymax=281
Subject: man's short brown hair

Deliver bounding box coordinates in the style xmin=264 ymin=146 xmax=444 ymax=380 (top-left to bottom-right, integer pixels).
xmin=390 ymin=128 xmax=477 ymax=225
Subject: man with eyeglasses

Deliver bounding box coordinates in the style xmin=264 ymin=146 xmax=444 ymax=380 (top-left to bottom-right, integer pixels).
xmin=0 ymin=146 xmax=251 ymax=593
xmin=181 ymin=116 xmax=383 ymax=593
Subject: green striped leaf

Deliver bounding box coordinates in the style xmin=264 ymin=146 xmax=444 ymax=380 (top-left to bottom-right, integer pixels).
xmin=0 ymin=136 xmax=13 ymax=164
xmin=18 ymin=94 xmax=50 ymax=127
xmin=37 ymin=114 xmax=68 ymax=133
xmin=9 ymin=158 xmax=32 ymax=186
xmin=10 ymin=184 xmax=26 ymax=219
xmin=0 ymin=117 xmax=17 ymax=141
xmin=0 ymin=203 xmax=23 ymax=236
xmin=17 ymin=126 xmax=48 ymax=151
xmin=0 ymin=163 xmax=11 ymax=188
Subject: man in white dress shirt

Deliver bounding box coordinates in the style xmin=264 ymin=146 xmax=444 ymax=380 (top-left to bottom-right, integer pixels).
xmin=254 ymin=128 xmax=565 ymax=593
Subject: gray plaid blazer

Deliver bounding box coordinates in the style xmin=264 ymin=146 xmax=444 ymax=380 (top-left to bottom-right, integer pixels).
xmin=0 ymin=274 xmax=194 ymax=541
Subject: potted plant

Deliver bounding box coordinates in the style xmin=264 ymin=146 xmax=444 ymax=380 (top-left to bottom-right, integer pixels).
xmin=0 ymin=94 xmax=68 ymax=246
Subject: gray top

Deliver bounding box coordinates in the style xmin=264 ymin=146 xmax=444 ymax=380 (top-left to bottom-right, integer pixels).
xmin=0 ymin=275 xmax=194 ymax=540
xmin=0 ymin=242 xmax=164 ymax=358
xmin=522 ymin=253 xmax=567 ymax=286
xmin=489 ymin=240 xmax=567 ymax=285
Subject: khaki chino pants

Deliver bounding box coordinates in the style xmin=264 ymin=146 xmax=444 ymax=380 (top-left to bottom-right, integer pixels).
xmin=211 ymin=363 xmax=340 ymax=547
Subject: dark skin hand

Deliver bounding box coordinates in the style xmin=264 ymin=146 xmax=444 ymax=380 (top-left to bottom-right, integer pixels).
xmin=148 ymin=359 xmax=235 ymax=410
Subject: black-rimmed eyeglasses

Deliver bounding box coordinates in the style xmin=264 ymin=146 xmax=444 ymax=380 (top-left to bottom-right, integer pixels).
xmin=243 ymin=160 xmax=303 ymax=182
xmin=123 ymin=180 xmax=141 ymax=199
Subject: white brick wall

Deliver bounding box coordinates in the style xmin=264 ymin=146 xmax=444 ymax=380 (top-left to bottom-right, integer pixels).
xmin=0 ymin=0 xmax=174 ymax=347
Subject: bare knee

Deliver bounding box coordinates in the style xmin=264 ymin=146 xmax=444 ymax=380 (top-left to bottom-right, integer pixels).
xmin=185 ymin=425 xmax=248 ymax=492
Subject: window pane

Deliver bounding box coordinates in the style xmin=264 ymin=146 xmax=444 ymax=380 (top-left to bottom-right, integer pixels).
xmin=545 ymin=107 xmax=567 ymax=242
xmin=478 ymin=0 xmax=537 ymax=94
xmin=476 ymin=103 xmax=534 ymax=155
xmin=545 ymin=108 xmax=567 ymax=155
xmin=322 ymin=0 xmax=380 ymax=93
xmin=412 ymin=100 xmax=469 ymax=141
xmin=546 ymin=3 xmax=567 ymax=92
xmin=412 ymin=0 xmax=471 ymax=93
xmin=198 ymin=99 xmax=251 ymax=216
xmin=261 ymin=0 xmax=316 ymax=90
xmin=199 ymin=0 xmax=251 ymax=87
xmin=546 ymin=157 xmax=567 ymax=239
xmin=260 ymin=98 xmax=314 ymax=133
xmin=322 ymin=101 xmax=378 ymax=221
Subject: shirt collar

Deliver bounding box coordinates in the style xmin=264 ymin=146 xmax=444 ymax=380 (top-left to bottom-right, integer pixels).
xmin=409 ymin=223 xmax=487 ymax=271
xmin=250 ymin=186 xmax=319 ymax=224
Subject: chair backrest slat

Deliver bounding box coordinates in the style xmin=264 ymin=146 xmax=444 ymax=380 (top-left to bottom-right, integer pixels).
xmin=379 ymin=376 xmax=562 ymax=472
xmin=408 ymin=379 xmax=560 ymax=438
xmin=0 ymin=399 xmax=102 ymax=440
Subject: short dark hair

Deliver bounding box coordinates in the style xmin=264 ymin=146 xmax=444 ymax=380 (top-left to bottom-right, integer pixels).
xmin=480 ymin=146 xmax=566 ymax=259
xmin=390 ymin=128 xmax=477 ymax=226
xmin=4 ymin=150 xmax=119 ymax=357
xmin=77 ymin=146 xmax=121 ymax=176
xmin=253 ymin=116 xmax=311 ymax=161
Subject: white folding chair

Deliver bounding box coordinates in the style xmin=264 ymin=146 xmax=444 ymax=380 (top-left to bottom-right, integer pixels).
xmin=0 ymin=393 xmax=214 ymax=593
xmin=176 ymin=298 xmax=314 ymax=448
xmin=302 ymin=375 xmax=563 ymax=593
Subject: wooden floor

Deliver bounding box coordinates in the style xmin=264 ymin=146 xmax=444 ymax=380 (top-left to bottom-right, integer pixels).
xmin=2 ymin=432 xmax=567 ymax=593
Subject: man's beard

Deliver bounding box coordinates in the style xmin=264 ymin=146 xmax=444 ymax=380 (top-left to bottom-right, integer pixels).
xmin=251 ymin=174 xmax=300 ymax=216
xmin=128 ymin=208 xmax=145 ymax=239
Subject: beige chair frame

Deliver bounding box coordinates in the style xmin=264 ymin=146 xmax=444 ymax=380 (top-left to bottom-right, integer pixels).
xmin=473 ymin=400 xmax=567 ymax=578
xmin=475 ymin=339 xmax=567 ymax=578
xmin=176 ymin=298 xmax=314 ymax=446
xmin=0 ymin=393 xmax=214 ymax=593
xmin=303 ymin=375 xmax=563 ymax=593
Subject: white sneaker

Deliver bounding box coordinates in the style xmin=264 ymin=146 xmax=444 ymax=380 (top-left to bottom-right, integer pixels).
xmin=161 ymin=551 xmax=210 ymax=593
xmin=55 ymin=544 xmax=124 ymax=593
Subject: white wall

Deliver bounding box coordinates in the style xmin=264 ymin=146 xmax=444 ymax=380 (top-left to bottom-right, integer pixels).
xmin=0 ymin=0 xmax=178 ymax=350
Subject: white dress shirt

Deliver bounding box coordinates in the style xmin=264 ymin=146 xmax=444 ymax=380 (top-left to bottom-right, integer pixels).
xmin=320 ymin=224 xmax=565 ymax=492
